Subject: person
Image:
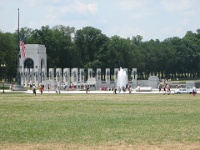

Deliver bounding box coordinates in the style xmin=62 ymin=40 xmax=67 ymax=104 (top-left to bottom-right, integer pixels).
xmin=166 ymin=84 xmax=171 ymax=95
xmin=39 ymin=84 xmax=44 ymax=95
xmin=32 ymin=85 xmax=36 ymax=96
xmin=113 ymin=86 xmax=117 ymax=94
xmin=30 ymin=84 xmax=32 ymax=90
xmin=118 ymin=87 xmax=121 ymax=93
xmin=55 ymin=85 xmax=58 ymax=93
xmin=158 ymin=83 xmax=162 ymax=92
xmin=10 ymin=83 xmax=14 ymax=91
xmin=86 ymin=85 xmax=90 ymax=93
xmin=136 ymin=85 xmax=140 ymax=93
xmin=163 ymin=85 xmax=166 ymax=94
xmin=128 ymin=85 xmax=131 ymax=94
xmin=122 ymin=86 xmax=126 ymax=92
xmin=193 ymin=87 xmax=197 ymax=96
xmin=85 ymin=85 xmax=89 ymax=94
xmin=48 ymin=84 xmax=50 ymax=92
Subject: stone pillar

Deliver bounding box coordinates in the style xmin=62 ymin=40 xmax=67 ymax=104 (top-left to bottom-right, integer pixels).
xmin=41 ymin=68 xmax=46 ymax=83
xmin=63 ymin=68 xmax=70 ymax=84
xmin=96 ymin=68 xmax=101 ymax=81
xmin=32 ymin=68 xmax=35 ymax=85
xmin=79 ymin=68 xmax=84 ymax=83
xmin=114 ymin=68 xmax=118 ymax=84
xmin=29 ymin=68 xmax=33 ymax=85
xmin=27 ymin=69 xmax=30 ymax=85
xmin=34 ymin=67 xmax=39 ymax=87
xmin=44 ymin=68 xmax=48 ymax=81
xmin=56 ymin=68 xmax=62 ymax=84
xmin=88 ymin=68 xmax=93 ymax=79
xmin=24 ymin=68 xmax=28 ymax=87
xmin=48 ymin=68 xmax=54 ymax=80
xmin=132 ymin=68 xmax=137 ymax=88
xmin=106 ymin=68 xmax=110 ymax=85
xmin=20 ymin=66 xmax=24 ymax=86
xmin=71 ymin=68 xmax=78 ymax=84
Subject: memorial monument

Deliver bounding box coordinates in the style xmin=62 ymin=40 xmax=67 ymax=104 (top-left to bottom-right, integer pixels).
xmin=17 ymin=44 xmax=159 ymax=91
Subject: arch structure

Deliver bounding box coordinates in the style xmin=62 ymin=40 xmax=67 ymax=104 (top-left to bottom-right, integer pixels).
xmin=19 ymin=44 xmax=47 ymax=87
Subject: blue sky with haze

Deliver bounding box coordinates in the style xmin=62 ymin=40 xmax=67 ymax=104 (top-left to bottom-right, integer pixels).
xmin=0 ymin=0 xmax=200 ymax=41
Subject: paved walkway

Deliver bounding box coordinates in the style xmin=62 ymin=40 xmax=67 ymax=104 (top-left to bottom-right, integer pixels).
xmin=0 ymin=88 xmax=184 ymax=94
xmin=3 ymin=88 xmax=199 ymax=94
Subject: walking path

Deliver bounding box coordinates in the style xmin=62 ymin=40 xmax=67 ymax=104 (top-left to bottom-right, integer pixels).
xmin=3 ymin=88 xmax=200 ymax=94
xmin=3 ymin=88 xmax=199 ymax=94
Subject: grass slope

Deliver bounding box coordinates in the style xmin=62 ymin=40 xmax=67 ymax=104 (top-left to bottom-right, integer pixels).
xmin=0 ymin=93 xmax=200 ymax=149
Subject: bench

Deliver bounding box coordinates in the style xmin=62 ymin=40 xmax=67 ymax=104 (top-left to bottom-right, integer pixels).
xmin=136 ymin=87 xmax=152 ymax=92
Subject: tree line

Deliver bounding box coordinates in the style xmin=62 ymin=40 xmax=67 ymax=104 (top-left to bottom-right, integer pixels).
xmin=0 ymin=25 xmax=200 ymax=82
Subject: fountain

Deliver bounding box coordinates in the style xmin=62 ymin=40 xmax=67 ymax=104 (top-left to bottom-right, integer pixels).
xmin=117 ymin=67 xmax=128 ymax=88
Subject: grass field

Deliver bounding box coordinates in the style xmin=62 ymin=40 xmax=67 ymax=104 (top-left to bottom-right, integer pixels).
xmin=0 ymin=93 xmax=200 ymax=150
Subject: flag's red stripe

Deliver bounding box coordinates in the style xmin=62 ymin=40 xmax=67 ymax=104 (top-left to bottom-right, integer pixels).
xmin=20 ymin=40 xmax=26 ymax=58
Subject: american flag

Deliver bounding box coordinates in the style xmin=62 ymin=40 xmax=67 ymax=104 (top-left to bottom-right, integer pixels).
xmin=20 ymin=37 xmax=26 ymax=58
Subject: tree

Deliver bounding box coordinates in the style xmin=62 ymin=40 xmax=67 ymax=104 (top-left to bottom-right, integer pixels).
xmin=0 ymin=31 xmax=18 ymax=82
xmin=74 ymin=26 xmax=109 ymax=68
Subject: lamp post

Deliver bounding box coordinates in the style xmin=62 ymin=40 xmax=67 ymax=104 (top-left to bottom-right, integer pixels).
xmin=1 ymin=64 xmax=6 ymax=93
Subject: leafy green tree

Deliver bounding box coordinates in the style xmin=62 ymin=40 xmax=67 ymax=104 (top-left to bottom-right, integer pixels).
xmin=74 ymin=26 xmax=109 ymax=68
xmin=0 ymin=31 xmax=18 ymax=82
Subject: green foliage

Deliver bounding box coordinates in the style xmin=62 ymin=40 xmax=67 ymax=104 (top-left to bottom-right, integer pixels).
xmin=1 ymin=26 xmax=200 ymax=80
xmin=0 ymin=31 xmax=17 ymax=81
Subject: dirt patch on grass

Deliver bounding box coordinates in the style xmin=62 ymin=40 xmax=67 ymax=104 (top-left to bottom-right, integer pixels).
xmin=1 ymin=143 xmax=200 ymax=150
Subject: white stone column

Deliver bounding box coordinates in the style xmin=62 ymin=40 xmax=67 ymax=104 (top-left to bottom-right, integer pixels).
xmin=132 ymin=68 xmax=137 ymax=87
xmin=27 ymin=69 xmax=30 ymax=85
xmin=96 ymin=68 xmax=101 ymax=81
xmin=114 ymin=68 xmax=118 ymax=85
xmin=20 ymin=66 xmax=24 ymax=86
xmin=71 ymin=68 xmax=78 ymax=84
xmin=106 ymin=68 xmax=110 ymax=85
xmin=41 ymin=68 xmax=46 ymax=83
xmin=79 ymin=68 xmax=84 ymax=83
xmin=48 ymin=68 xmax=54 ymax=80
xmin=56 ymin=68 xmax=62 ymax=84
xmin=63 ymin=68 xmax=70 ymax=84
xmin=34 ymin=67 xmax=39 ymax=87
xmin=24 ymin=68 xmax=28 ymax=87
xmin=88 ymin=68 xmax=93 ymax=79
xmin=29 ymin=68 xmax=33 ymax=85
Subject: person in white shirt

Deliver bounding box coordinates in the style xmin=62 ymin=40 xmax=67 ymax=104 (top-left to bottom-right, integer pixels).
xmin=193 ymin=87 xmax=197 ymax=96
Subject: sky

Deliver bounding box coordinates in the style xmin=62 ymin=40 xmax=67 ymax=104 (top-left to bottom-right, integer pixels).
xmin=0 ymin=0 xmax=200 ymax=41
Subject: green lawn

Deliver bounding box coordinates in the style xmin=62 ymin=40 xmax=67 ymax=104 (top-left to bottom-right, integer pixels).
xmin=0 ymin=93 xmax=200 ymax=149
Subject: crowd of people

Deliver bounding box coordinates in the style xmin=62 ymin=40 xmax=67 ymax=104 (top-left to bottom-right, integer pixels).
xmin=158 ymin=83 xmax=171 ymax=95
xmin=100 ymin=84 xmax=132 ymax=94
xmin=20 ymin=82 xmax=198 ymax=96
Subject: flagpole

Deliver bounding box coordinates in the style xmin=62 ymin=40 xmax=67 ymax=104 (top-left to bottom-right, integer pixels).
xmin=17 ymin=8 xmax=21 ymax=85
xmin=14 ymin=8 xmax=26 ymax=91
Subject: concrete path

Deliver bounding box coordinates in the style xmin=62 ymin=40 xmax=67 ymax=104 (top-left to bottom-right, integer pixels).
xmin=2 ymin=88 xmax=199 ymax=94
xmin=0 ymin=89 xmax=184 ymax=94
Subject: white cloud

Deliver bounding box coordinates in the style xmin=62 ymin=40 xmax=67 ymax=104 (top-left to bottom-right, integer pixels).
xmin=73 ymin=0 xmax=97 ymax=14
xmin=115 ymin=0 xmax=144 ymax=11
xmin=26 ymin=0 xmax=42 ymax=6
xmin=48 ymin=0 xmax=97 ymax=15
xmin=1 ymin=0 xmax=200 ymax=41
xmin=160 ymin=0 xmax=196 ymax=12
